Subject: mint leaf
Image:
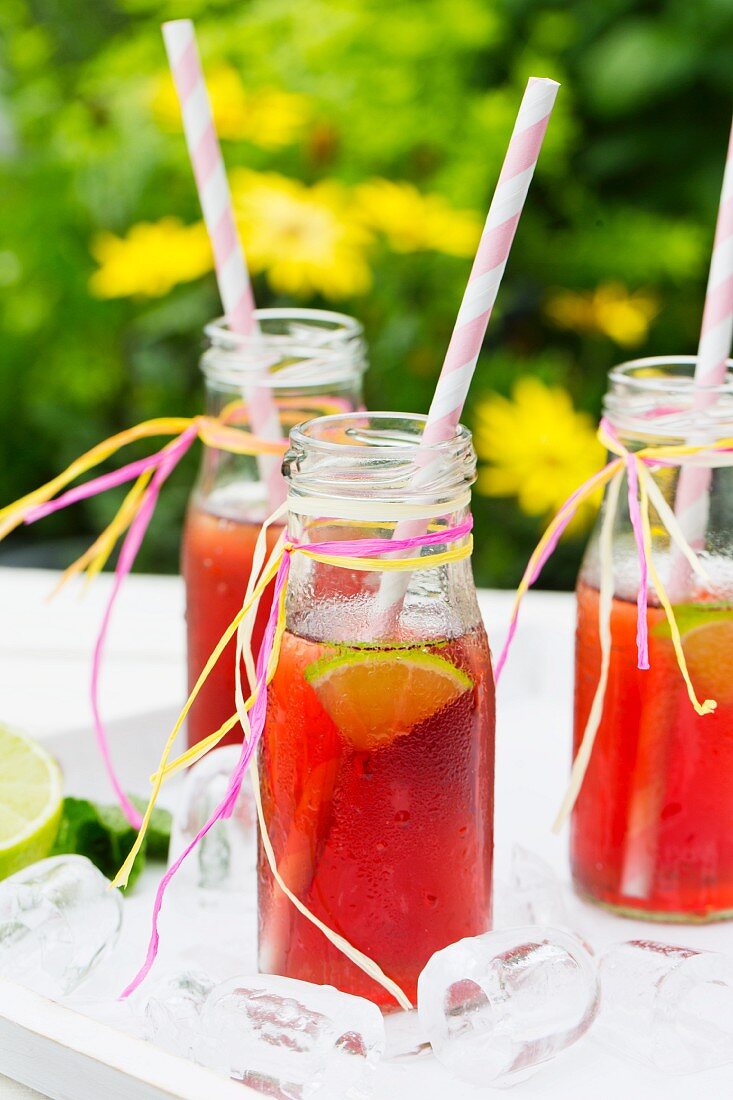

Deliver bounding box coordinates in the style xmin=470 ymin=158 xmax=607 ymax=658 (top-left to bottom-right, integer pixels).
xmin=130 ymin=797 xmax=172 ymax=862
xmin=51 ymin=795 xmax=172 ymax=892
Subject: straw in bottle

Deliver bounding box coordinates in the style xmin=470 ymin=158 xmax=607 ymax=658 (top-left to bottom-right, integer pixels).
xmin=620 ymin=114 xmax=733 ymax=900
xmin=668 ymin=116 xmax=733 ymax=581
xmin=162 ymin=19 xmax=285 ymax=509
xmin=377 ymin=76 xmax=560 ymax=615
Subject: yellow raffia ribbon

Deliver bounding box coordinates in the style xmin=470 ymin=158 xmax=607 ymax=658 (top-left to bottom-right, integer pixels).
xmin=141 ymin=527 xmax=475 ymax=791
xmin=119 ymin=508 xmax=472 ymax=1006
xmin=0 ymin=417 xmax=194 ymax=541
xmin=1 ymin=398 xmax=357 ymax=594
xmin=231 ymin=521 xmax=415 ymax=1011
xmin=52 ymin=469 xmax=154 ymax=597
xmin=299 ymin=537 xmax=473 ymax=573
xmin=0 ymin=409 xmax=288 ymax=585
xmin=112 ymin=540 xmax=286 ymax=889
xmin=552 ymin=469 xmax=622 ymax=831
xmin=150 ymin=510 xmax=285 ymax=787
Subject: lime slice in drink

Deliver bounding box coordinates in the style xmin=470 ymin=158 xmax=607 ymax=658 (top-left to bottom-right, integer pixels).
xmin=682 ymin=619 xmax=733 ymax=707
xmin=0 ymin=725 xmax=63 ymax=880
xmin=305 ymin=649 xmax=473 ymax=751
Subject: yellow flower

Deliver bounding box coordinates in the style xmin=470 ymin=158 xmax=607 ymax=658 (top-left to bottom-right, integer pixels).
xmin=545 ymin=283 xmax=659 ymax=347
xmin=89 ymin=218 xmax=212 ymax=298
xmin=354 ymin=179 xmax=482 ymax=258
xmin=151 ymin=66 xmax=309 ymax=149
xmin=475 ymin=377 xmax=604 ymax=530
xmin=231 ymin=169 xmax=373 ymax=299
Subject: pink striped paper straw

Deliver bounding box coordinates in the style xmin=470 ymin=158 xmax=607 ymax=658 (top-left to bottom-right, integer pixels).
xmin=667 ymin=115 xmax=733 ymax=597
xmin=378 ymin=77 xmax=560 ymax=612
xmin=691 ymin=116 xmax=733 ymax=396
xmin=621 ymin=115 xmax=733 ymax=900
xmin=422 ymin=78 xmax=560 ymax=448
xmin=162 ymin=19 xmax=285 ymax=509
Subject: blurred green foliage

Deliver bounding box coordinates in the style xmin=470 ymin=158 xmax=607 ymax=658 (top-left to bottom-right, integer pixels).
xmin=1 ymin=0 xmax=732 ymax=588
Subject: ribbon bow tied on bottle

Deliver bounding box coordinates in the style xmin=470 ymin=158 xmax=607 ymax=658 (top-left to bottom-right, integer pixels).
xmin=496 ymin=417 xmax=733 ymax=832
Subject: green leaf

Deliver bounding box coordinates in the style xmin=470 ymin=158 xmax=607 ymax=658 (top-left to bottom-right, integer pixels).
xmin=581 ymin=21 xmax=695 ymax=117
xmin=130 ymin=796 xmax=172 ymax=862
xmin=51 ymin=794 xmax=171 ymax=891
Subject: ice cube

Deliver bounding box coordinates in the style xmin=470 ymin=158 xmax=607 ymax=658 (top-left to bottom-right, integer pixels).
xmin=383 ymin=1009 xmax=429 ymax=1059
xmin=596 ymin=939 xmax=733 ymax=1074
xmin=169 ymin=746 xmax=257 ymax=900
xmin=199 ymin=974 xmax=385 ymax=1097
xmin=493 ymin=846 xmax=570 ymax=930
xmin=0 ymin=855 xmax=122 ymax=997
xmin=417 ymin=926 xmax=599 ymax=1087
xmin=142 ymin=969 xmax=215 ymax=1060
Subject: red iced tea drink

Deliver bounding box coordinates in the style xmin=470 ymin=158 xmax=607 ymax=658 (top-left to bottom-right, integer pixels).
xmin=572 ymin=579 xmax=733 ymax=919
xmin=182 ymin=504 xmax=283 ymax=748
xmin=258 ymin=625 xmax=494 ymax=1007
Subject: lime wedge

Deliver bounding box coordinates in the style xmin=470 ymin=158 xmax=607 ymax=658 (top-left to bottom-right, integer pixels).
xmin=652 ymin=603 xmax=733 ymax=638
xmin=0 ymin=725 xmax=63 ymax=880
xmin=681 ymin=619 xmax=733 ymax=707
xmin=306 ymin=648 xmax=473 ymax=751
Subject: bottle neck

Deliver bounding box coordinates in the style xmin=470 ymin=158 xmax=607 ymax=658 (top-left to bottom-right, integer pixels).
xmin=279 ymin=413 xmax=480 ymax=643
xmin=201 ymin=307 xmax=367 ymax=395
xmin=283 ymin=494 xmax=477 ymax=644
xmin=194 ymin=319 xmax=366 ymax=522
xmin=603 ymin=356 xmax=733 ymax=447
xmin=200 ymin=376 xmax=364 ymax=424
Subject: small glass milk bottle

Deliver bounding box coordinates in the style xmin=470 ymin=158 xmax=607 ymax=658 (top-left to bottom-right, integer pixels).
xmin=182 ymin=309 xmax=366 ymax=748
xmin=572 ymin=356 xmax=733 ymax=921
xmin=257 ymin=413 xmax=495 ymax=1008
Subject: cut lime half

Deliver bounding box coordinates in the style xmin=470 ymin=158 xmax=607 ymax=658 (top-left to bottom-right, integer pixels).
xmin=0 ymin=725 xmax=63 ymax=880
xmin=306 ymin=648 xmax=473 ymax=751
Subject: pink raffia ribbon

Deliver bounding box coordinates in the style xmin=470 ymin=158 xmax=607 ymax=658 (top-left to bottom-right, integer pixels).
xmin=492 ymin=455 xmax=620 ymax=682
xmin=1 ymin=412 xmax=288 ymax=826
xmin=87 ymin=426 xmax=200 ymax=825
xmin=117 ymin=516 xmax=473 ymax=999
xmin=0 ymin=397 xmax=349 ymax=825
xmin=623 ymin=446 xmax=650 ymax=671
xmin=22 ymin=425 xmax=197 ymax=826
xmin=495 ymin=417 xmax=733 ymax=683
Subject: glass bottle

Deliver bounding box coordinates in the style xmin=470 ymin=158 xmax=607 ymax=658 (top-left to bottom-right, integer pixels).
xmin=572 ymin=356 xmax=733 ymax=920
xmin=257 ymin=412 xmax=495 ymax=1008
xmin=182 ymin=308 xmax=366 ymax=748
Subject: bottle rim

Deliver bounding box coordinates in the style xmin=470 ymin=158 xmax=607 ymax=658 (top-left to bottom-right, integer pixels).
xmin=201 ymin=307 xmax=367 ymax=389
xmin=285 ymin=412 xmax=476 ymax=509
xmin=605 ymin=356 xmax=733 ymax=441
xmin=609 ymin=356 xmax=733 ymax=394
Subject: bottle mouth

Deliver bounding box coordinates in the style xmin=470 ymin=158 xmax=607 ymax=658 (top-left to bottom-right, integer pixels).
xmin=202 ymin=308 xmax=367 ymax=389
xmin=284 ymin=412 xmax=477 ymax=510
xmin=605 ymin=356 xmax=733 ymax=440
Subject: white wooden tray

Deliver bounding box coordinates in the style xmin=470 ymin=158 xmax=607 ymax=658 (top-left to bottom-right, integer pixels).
xmin=0 ymin=978 xmax=249 ymax=1100
xmin=1 ymin=572 xmax=731 ymax=1099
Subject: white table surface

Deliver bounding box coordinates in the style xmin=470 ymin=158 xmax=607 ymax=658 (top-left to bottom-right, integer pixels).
xmin=0 ymin=566 xmax=731 ymax=1100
